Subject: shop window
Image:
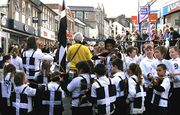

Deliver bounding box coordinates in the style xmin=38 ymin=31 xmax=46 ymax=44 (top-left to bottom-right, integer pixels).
xmin=22 ymin=1 xmax=26 ymax=14
xmin=14 ymin=0 xmax=20 ymax=12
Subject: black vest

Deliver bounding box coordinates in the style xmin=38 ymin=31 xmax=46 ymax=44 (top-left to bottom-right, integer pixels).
xmin=22 ymin=50 xmax=38 ymax=77
xmin=40 ymin=85 xmax=63 ymax=115
xmin=96 ymin=78 xmax=116 ymax=115
xmin=11 ymin=86 xmax=30 ymax=115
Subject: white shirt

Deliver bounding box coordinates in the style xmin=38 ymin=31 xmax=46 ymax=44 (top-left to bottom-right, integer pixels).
xmin=22 ymin=48 xmax=54 ymax=80
xmin=112 ymin=71 xmax=126 ymax=97
xmin=152 ymin=59 xmax=174 ymax=76
xmin=67 ymin=73 xmax=91 ymax=107
xmin=124 ymin=56 xmax=138 ymax=71
xmin=169 ymin=57 xmax=180 ymax=88
xmin=14 ymin=84 xmax=36 ymax=112
xmin=48 ymin=81 xmax=65 ymax=98
xmin=151 ymin=77 xmax=170 ymax=107
xmin=91 ymin=76 xmax=116 ymax=115
xmin=140 ymin=56 xmax=156 ymax=87
xmin=11 ymin=56 xmax=23 ymax=72
xmin=128 ymin=75 xmax=146 ymax=114
xmin=127 ymin=75 xmax=145 ymax=101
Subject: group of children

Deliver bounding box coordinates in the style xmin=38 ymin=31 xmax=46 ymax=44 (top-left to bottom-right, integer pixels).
xmin=0 ymin=59 xmax=65 ymax=115
xmin=0 ymin=38 xmax=179 ymax=115
xmin=65 ymin=44 xmax=180 ymax=115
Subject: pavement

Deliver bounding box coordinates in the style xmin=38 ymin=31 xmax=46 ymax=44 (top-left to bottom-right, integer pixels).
xmin=62 ymin=96 xmax=72 ymax=115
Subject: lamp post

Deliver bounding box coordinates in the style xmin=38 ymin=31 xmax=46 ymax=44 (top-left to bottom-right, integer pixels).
xmin=138 ymin=0 xmax=141 ymax=32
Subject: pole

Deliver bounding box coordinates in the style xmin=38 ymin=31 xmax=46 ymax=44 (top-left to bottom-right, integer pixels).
xmin=138 ymin=0 xmax=141 ymax=33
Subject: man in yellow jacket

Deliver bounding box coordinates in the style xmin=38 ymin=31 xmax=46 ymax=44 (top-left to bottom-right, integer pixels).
xmin=67 ymin=32 xmax=92 ymax=71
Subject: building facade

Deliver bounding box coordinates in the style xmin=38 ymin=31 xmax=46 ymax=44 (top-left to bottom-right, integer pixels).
xmin=0 ymin=0 xmax=41 ymax=53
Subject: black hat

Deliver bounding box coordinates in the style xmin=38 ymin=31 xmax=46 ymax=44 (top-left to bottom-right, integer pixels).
xmin=104 ymin=39 xmax=116 ymax=47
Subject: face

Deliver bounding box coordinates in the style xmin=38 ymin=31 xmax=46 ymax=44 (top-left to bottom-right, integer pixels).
xmin=154 ymin=49 xmax=163 ymax=60
xmin=12 ymin=51 xmax=18 ymax=58
xmin=156 ymin=66 xmax=166 ymax=77
xmin=111 ymin=65 xmax=116 ymax=74
xmin=105 ymin=43 xmax=113 ymax=51
xmin=129 ymin=49 xmax=137 ymax=58
xmin=145 ymin=48 xmax=154 ymax=58
xmin=169 ymin=48 xmax=178 ymax=59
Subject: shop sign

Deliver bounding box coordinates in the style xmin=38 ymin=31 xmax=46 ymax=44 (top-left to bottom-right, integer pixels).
xmin=40 ymin=27 xmax=55 ymax=41
xmin=139 ymin=6 xmax=149 ymax=23
xmin=131 ymin=16 xmax=138 ymax=25
xmin=148 ymin=13 xmax=158 ymax=22
xmin=162 ymin=1 xmax=180 ymax=16
xmin=169 ymin=1 xmax=180 ymax=13
xmin=140 ymin=6 xmax=149 ymax=15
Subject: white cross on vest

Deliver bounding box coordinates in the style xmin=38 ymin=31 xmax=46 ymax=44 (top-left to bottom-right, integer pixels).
xmin=12 ymin=93 xmax=28 ymax=115
xmin=97 ymin=86 xmax=116 ymax=114
xmin=42 ymin=91 xmax=61 ymax=115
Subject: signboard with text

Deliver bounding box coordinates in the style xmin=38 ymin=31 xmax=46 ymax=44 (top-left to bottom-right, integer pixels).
xmin=131 ymin=16 xmax=138 ymax=25
xmin=148 ymin=13 xmax=158 ymax=22
xmin=139 ymin=6 xmax=149 ymax=23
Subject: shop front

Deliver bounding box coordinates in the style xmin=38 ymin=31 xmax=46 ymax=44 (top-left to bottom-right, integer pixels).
xmin=1 ymin=18 xmax=37 ymax=53
xmin=39 ymin=27 xmax=56 ymax=49
xmin=162 ymin=1 xmax=180 ymax=32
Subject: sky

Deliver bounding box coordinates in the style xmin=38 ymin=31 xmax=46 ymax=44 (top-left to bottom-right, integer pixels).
xmin=41 ymin=0 xmax=145 ymax=18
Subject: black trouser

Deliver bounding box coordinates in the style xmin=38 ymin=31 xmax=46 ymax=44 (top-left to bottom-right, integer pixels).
xmin=71 ymin=106 xmax=93 ymax=115
xmin=114 ymin=96 xmax=128 ymax=115
xmin=168 ymin=88 xmax=180 ymax=115
xmin=1 ymin=98 xmax=12 ymax=115
xmin=144 ymin=88 xmax=153 ymax=115
xmin=151 ymin=105 xmax=168 ymax=115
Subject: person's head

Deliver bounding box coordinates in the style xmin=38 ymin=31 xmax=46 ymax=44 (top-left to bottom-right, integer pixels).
xmin=154 ymin=46 xmax=167 ymax=60
xmin=165 ymin=28 xmax=170 ymax=33
xmin=169 ymin=27 xmax=174 ymax=32
xmin=3 ymin=64 xmax=16 ymax=77
xmin=14 ymin=72 xmax=26 ymax=86
xmin=144 ymin=44 xmax=154 ymax=58
xmin=129 ymin=63 xmax=143 ymax=84
xmin=42 ymin=60 xmax=52 ymax=75
xmin=94 ymin=63 xmax=107 ymax=77
xmin=76 ymin=60 xmax=91 ymax=74
xmin=104 ymin=39 xmax=116 ymax=51
xmin=86 ymin=60 xmax=94 ymax=74
xmin=26 ymin=36 xmax=37 ymax=50
xmin=50 ymin=71 xmax=61 ymax=82
xmin=11 ymin=47 xmax=19 ymax=58
xmin=3 ymin=55 xmax=11 ymax=65
xmin=126 ymin=46 xmax=137 ymax=58
xmin=156 ymin=64 xmax=167 ymax=77
xmin=169 ymin=46 xmax=179 ymax=59
xmin=73 ymin=32 xmax=84 ymax=43
xmin=111 ymin=58 xmax=123 ymax=74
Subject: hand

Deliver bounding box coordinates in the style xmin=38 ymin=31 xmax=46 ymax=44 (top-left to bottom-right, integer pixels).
xmin=147 ymin=73 xmax=153 ymax=81
xmin=168 ymin=73 xmax=176 ymax=78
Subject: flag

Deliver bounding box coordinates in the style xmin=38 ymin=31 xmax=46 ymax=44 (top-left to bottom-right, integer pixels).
xmin=58 ymin=0 xmax=67 ymax=72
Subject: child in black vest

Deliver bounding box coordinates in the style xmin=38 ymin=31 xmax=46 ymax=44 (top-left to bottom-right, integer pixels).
xmin=12 ymin=72 xmax=37 ymax=115
xmin=0 ymin=64 xmax=16 ymax=115
xmin=37 ymin=71 xmax=65 ymax=115
xmin=151 ymin=64 xmax=171 ymax=115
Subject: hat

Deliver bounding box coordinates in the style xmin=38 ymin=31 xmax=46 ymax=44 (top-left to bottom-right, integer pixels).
xmin=73 ymin=32 xmax=84 ymax=43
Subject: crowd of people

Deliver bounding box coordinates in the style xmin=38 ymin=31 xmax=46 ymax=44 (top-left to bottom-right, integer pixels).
xmin=0 ymin=26 xmax=179 ymax=115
